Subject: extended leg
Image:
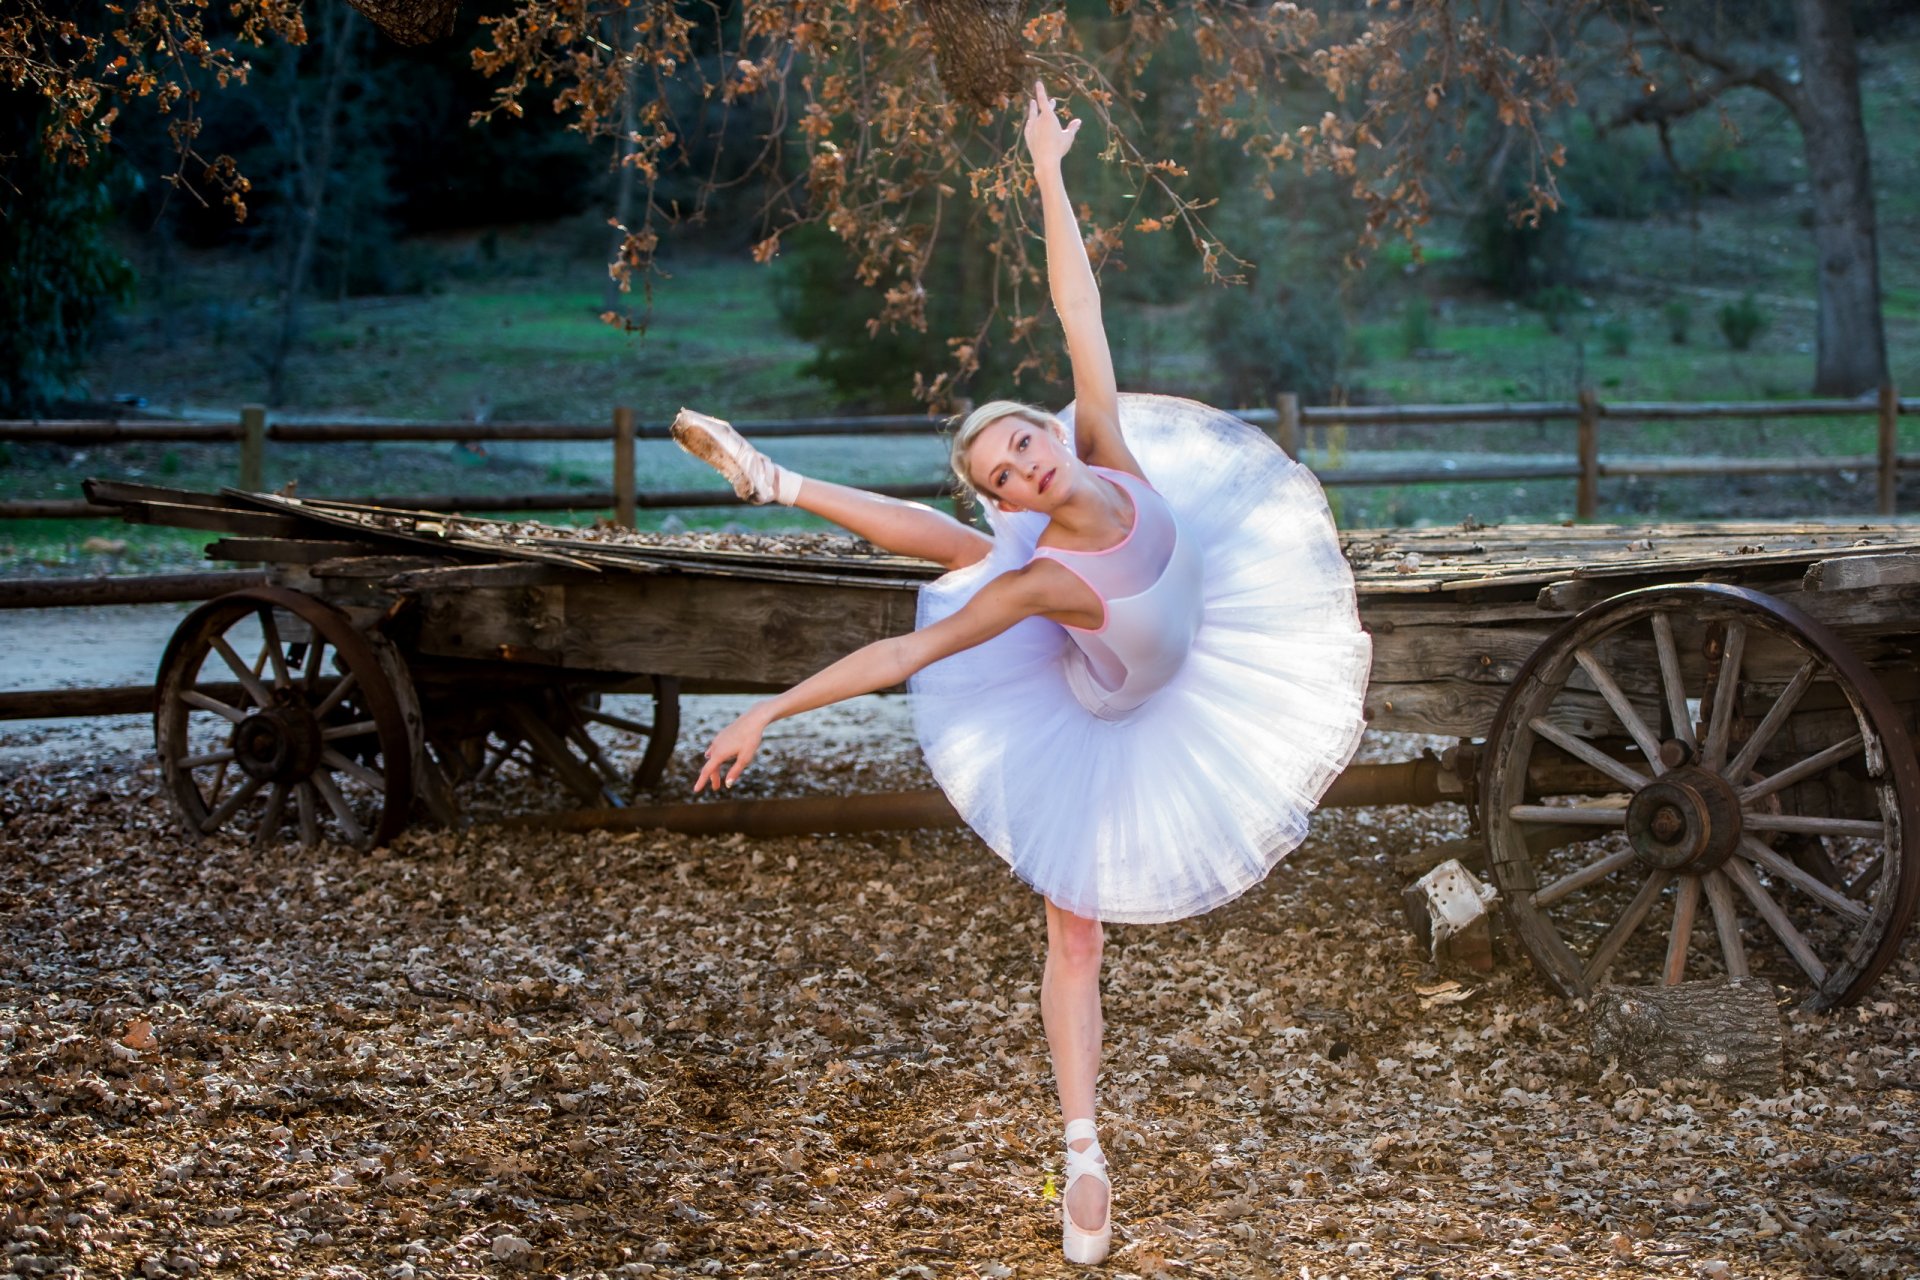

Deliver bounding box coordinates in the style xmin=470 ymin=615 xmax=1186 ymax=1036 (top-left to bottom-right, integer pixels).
xmin=672 ymin=408 xmax=988 ymax=568
xmin=1043 ymin=897 xmax=1108 ymax=1236
xmin=791 ymin=477 xmax=989 ymax=569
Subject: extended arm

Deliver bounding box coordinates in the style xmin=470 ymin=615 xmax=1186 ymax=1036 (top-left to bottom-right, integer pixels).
xmin=1026 ymin=82 xmax=1140 ymax=479
xmin=694 ymin=563 xmax=1086 ymax=791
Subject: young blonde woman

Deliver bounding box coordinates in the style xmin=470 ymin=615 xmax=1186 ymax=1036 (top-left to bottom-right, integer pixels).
xmin=672 ymin=82 xmax=1370 ymax=1265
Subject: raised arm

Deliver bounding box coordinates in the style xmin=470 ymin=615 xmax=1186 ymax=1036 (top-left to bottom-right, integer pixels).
xmin=694 ymin=562 xmax=1092 ymax=791
xmin=1025 ymin=81 xmax=1141 ymax=479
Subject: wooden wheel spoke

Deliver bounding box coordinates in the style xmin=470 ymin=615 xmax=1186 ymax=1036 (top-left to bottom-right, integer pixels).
xmin=1742 ymin=811 xmax=1884 ymax=839
xmin=1703 ymin=870 xmax=1749 ymax=979
xmin=1582 ymin=869 xmax=1673 ymax=987
xmin=1844 ymin=851 xmax=1885 ymax=900
xmin=1736 ymin=836 xmax=1872 ymax=925
xmin=1738 ymin=733 xmax=1865 ymax=805
xmin=1724 ymin=657 xmax=1819 ymax=784
xmin=257 ymin=783 xmax=287 ymax=847
xmin=1508 ymin=804 xmax=1627 ymax=827
xmin=296 ymin=781 xmax=321 ymax=848
xmin=1574 ymin=645 xmax=1665 ymax=774
xmin=1528 ymin=716 xmax=1650 ymax=792
xmin=1663 ymin=874 xmax=1702 ymax=985
xmin=321 ymin=749 xmax=387 ymax=795
xmin=1722 ymin=856 xmax=1827 ymax=984
xmin=1650 ymin=612 xmax=1694 ymax=750
xmin=182 ymin=690 xmax=247 ymax=724
xmin=200 ymin=775 xmax=264 ymax=834
xmin=1701 ymin=620 xmax=1747 ymax=772
xmin=258 ymin=609 xmax=291 ymax=690
xmin=312 ymin=670 xmax=358 ymax=720
xmin=581 ymin=707 xmax=653 ymax=736
xmin=304 ymin=638 xmax=328 ymax=692
xmin=320 ymin=720 xmax=380 ymax=741
xmin=311 ymin=771 xmax=366 ymax=845
xmin=211 ymin=635 xmax=274 ymax=708
xmin=564 ymin=720 xmax=626 ymax=790
xmin=1531 ymin=845 xmax=1638 ymax=909
xmin=178 ymin=748 xmax=236 ymax=769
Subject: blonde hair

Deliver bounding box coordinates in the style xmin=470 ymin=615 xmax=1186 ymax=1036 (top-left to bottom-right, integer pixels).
xmin=948 ymin=400 xmax=1059 ymax=497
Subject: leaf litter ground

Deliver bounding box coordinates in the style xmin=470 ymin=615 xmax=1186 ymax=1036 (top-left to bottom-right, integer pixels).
xmin=1 ymin=702 xmax=1916 ymax=1279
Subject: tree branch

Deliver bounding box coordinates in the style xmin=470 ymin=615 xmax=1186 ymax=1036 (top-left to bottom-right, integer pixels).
xmin=1610 ymin=34 xmax=1805 ymax=130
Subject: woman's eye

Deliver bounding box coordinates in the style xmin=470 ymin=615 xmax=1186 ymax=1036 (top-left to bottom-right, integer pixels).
xmin=1017 ymin=434 xmax=1029 ymax=451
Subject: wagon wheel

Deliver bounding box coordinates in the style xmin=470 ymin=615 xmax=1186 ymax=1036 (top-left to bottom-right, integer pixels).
xmin=155 ymin=587 xmax=416 ymax=850
xmin=457 ymin=676 xmax=681 ymax=807
xmin=1481 ymin=583 xmax=1920 ymax=1009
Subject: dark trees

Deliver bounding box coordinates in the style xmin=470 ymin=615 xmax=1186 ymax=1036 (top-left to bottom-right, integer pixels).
xmin=1616 ymin=0 xmax=1888 ymax=395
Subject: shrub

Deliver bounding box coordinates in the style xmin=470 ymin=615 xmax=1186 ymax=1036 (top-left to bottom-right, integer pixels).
xmin=1717 ymin=293 xmax=1769 ymax=351
xmin=1663 ymin=299 xmax=1692 ymax=346
xmin=1531 ymin=285 xmax=1582 ymax=335
xmin=1599 ymin=315 xmax=1633 ymax=356
xmin=1201 ymin=274 xmax=1346 ymax=406
xmin=1399 ymin=296 xmax=1436 ymax=355
xmin=1468 ymin=184 xmax=1582 ymax=299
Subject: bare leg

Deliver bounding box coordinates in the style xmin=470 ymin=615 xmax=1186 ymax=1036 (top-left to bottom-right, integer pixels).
xmin=791 ymin=476 xmax=989 ymax=569
xmin=1043 ymin=897 xmax=1108 ymax=1232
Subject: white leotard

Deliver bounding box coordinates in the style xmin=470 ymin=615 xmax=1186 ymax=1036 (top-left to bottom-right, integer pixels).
xmin=1032 ymin=467 xmax=1204 ymax=720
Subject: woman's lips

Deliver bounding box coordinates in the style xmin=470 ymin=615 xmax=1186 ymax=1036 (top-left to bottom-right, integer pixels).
xmin=1039 ymin=468 xmax=1056 ymax=494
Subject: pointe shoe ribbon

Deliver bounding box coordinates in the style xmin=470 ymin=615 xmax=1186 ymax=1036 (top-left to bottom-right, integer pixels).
xmin=1061 ymin=1117 xmax=1111 ymax=1265
xmin=669 ymin=407 xmax=797 ymax=505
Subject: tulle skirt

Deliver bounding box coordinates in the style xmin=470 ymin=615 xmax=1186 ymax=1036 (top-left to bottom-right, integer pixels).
xmin=909 ymin=394 xmax=1372 ymax=924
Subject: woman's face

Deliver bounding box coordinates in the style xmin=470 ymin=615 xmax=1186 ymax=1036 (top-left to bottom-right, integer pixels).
xmin=967 ymin=416 xmax=1077 ymax=512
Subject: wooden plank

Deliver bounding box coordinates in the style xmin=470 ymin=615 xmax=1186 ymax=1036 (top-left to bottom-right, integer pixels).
xmin=1803 ymin=552 xmax=1920 ymax=592
xmin=117 ymin=500 xmax=311 ymax=538
xmin=387 ymin=562 xmax=603 ymax=590
xmin=413 ymin=577 xmax=921 ymax=686
xmin=0 ymin=500 xmax=109 ymax=519
xmin=0 ymin=570 xmax=265 ymax=609
xmin=205 ymin=538 xmax=386 ymax=565
xmin=84 ymin=479 xmax=240 ymax=509
xmin=309 ymin=555 xmax=455 ymax=580
xmin=0 ymin=421 xmax=240 ymax=444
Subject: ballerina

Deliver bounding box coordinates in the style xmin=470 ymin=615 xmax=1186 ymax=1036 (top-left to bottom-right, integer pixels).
xmin=674 ymin=81 xmax=1371 ymax=1265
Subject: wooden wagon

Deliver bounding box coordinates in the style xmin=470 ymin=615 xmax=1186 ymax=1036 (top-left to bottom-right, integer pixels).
xmin=83 ymin=478 xmax=1920 ymax=1013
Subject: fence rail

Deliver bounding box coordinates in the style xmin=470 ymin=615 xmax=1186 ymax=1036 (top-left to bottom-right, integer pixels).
xmin=2 ymin=387 xmax=1910 ymax=523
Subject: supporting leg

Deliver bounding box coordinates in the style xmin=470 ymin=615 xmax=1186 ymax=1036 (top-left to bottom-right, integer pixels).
xmin=1043 ymin=897 xmax=1108 ymax=1235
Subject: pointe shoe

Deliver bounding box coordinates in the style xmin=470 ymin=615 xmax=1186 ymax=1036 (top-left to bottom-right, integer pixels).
xmin=670 ymin=407 xmax=789 ymax=504
xmin=1061 ymin=1118 xmax=1111 ymax=1265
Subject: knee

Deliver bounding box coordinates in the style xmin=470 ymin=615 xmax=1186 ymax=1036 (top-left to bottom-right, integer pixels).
xmin=1048 ymin=912 xmax=1104 ymax=972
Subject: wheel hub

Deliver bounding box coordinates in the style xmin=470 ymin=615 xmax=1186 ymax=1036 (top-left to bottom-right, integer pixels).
xmin=232 ymin=701 xmax=323 ymax=783
xmin=1625 ymin=765 xmax=1743 ymax=872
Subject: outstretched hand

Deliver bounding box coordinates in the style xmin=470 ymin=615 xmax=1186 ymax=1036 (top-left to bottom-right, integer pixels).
xmin=1023 ymin=80 xmax=1080 ymax=169
xmin=694 ymin=709 xmax=767 ymax=793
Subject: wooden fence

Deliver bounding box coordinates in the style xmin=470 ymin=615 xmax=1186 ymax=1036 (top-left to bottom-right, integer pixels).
xmin=1 ymin=386 xmax=1912 ymax=526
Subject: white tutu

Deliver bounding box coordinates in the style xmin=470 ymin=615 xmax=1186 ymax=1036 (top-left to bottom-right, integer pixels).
xmin=910 ymin=394 xmax=1371 ymax=923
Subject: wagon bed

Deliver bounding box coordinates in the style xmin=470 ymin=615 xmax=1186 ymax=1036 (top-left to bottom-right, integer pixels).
xmin=84 ymin=479 xmax=1920 ymax=1011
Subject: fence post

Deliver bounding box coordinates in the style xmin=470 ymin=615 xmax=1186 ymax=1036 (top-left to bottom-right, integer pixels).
xmin=1273 ymin=392 xmax=1301 ymax=460
xmin=1877 ymin=382 xmax=1898 ymax=517
xmin=613 ymin=405 xmax=637 ymax=529
xmin=240 ymin=405 xmax=266 ymax=493
xmin=1576 ymin=387 xmax=1599 ymax=521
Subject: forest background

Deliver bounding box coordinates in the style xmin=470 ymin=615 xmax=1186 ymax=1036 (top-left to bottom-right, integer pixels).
xmin=6 ymin=0 xmax=1920 ymax=573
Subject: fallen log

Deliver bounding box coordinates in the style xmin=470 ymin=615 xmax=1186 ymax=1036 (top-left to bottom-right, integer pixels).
xmin=1590 ymin=978 xmax=1784 ymax=1095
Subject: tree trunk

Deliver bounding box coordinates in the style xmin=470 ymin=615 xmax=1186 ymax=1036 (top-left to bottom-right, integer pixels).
xmin=267 ymin=0 xmax=358 ymax=406
xmin=1590 ymin=978 xmax=1783 ymax=1095
xmin=1793 ymin=0 xmax=1887 ymax=396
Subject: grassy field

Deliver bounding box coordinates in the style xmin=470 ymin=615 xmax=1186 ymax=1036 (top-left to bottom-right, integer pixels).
xmin=12 ymin=35 xmax=1919 ymax=568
